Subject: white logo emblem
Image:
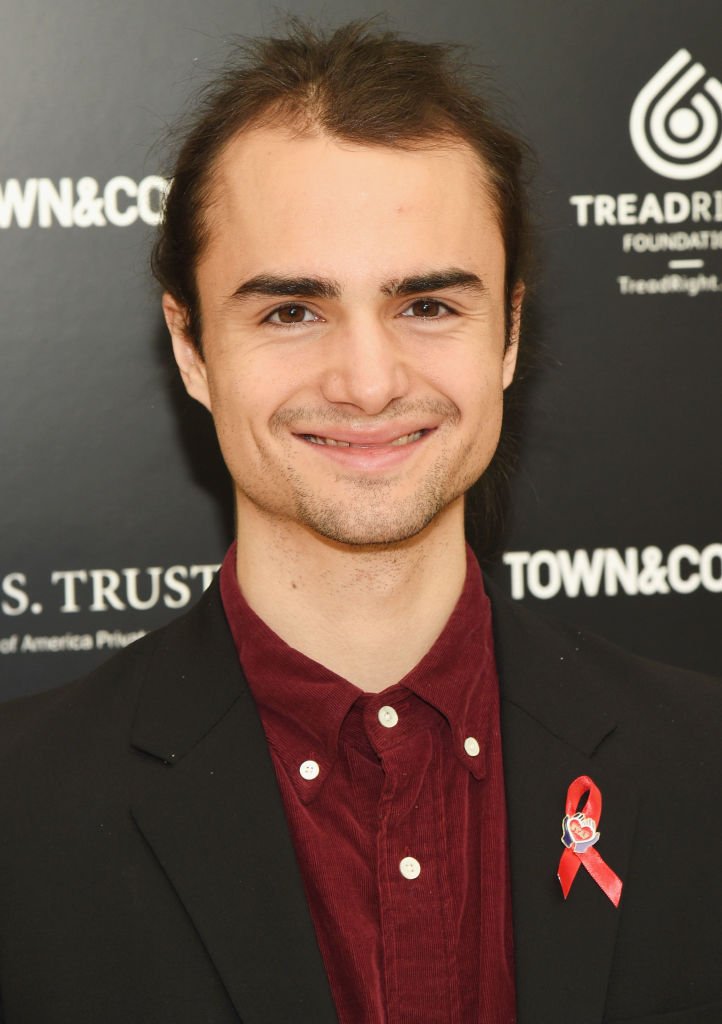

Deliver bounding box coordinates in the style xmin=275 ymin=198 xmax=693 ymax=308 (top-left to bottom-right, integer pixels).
xmin=630 ymin=49 xmax=722 ymax=180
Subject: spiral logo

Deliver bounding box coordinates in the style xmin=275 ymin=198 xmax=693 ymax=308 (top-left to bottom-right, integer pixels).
xmin=630 ymin=49 xmax=722 ymax=180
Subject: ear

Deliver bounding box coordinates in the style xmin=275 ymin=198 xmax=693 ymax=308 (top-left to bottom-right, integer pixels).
xmin=162 ymin=293 xmax=212 ymax=412
xmin=502 ymin=281 xmax=524 ymax=390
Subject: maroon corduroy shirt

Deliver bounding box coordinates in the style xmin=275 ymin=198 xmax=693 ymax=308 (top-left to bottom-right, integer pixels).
xmin=220 ymin=544 xmax=516 ymax=1023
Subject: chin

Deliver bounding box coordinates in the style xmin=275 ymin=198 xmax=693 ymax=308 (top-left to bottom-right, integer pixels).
xmin=293 ymin=486 xmax=461 ymax=549
xmin=308 ymin=519 xmax=432 ymax=549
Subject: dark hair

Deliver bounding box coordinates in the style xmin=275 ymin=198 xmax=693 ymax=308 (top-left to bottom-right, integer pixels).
xmin=152 ymin=19 xmax=536 ymax=559
xmin=151 ymin=19 xmax=531 ymax=348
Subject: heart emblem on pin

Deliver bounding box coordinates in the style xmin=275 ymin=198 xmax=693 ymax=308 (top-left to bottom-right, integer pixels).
xmin=561 ymin=811 xmax=600 ymax=853
xmin=569 ymin=817 xmax=595 ymax=842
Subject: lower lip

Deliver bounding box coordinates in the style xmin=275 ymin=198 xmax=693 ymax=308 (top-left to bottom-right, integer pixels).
xmin=296 ymin=431 xmax=433 ymax=471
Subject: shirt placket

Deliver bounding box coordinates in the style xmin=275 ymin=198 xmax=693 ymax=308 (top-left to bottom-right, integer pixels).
xmin=365 ymin=697 xmax=462 ymax=1024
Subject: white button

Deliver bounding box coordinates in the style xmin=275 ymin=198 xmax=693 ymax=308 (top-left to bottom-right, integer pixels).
xmin=378 ymin=705 xmax=399 ymax=728
xmin=464 ymin=736 xmax=480 ymax=757
xmin=299 ymin=760 xmax=320 ymax=780
xmin=399 ymin=856 xmax=421 ymax=879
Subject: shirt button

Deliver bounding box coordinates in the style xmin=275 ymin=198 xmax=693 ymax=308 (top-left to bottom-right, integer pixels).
xmin=299 ymin=760 xmax=320 ymax=780
xmin=378 ymin=705 xmax=399 ymax=728
xmin=464 ymin=736 xmax=480 ymax=757
xmin=399 ymin=856 xmax=421 ymax=880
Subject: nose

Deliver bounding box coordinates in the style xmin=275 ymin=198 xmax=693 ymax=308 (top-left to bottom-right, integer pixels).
xmin=319 ymin=315 xmax=410 ymax=415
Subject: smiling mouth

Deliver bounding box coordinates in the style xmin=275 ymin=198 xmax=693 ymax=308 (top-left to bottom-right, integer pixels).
xmin=300 ymin=430 xmax=428 ymax=448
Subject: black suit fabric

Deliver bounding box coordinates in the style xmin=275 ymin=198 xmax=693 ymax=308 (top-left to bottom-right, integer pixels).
xmin=0 ymin=578 xmax=719 ymax=1023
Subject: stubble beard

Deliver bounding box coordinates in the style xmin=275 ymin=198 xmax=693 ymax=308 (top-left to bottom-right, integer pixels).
xmin=292 ymin=469 xmax=453 ymax=548
xmin=235 ymin=400 xmax=499 ymax=549
xmin=248 ymin=441 xmax=488 ymax=549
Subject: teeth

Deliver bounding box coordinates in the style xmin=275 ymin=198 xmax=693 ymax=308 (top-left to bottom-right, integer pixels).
xmin=390 ymin=431 xmax=423 ymax=446
xmin=304 ymin=430 xmax=424 ymax=448
xmin=305 ymin=435 xmax=350 ymax=447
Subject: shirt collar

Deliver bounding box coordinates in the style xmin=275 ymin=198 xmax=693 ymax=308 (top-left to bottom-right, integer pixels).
xmin=220 ymin=543 xmax=499 ymax=801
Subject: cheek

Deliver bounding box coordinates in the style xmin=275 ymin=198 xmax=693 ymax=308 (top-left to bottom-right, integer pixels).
xmin=469 ymin=386 xmax=504 ymax=447
xmin=204 ymin=353 xmax=300 ymax=457
xmin=203 ymin=366 xmax=256 ymax=450
xmin=441 ymin=356 xmax=505 ymax=423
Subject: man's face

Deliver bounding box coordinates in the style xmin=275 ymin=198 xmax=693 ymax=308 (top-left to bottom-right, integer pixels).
xmin=167 ymin=128 xmax=519 ymax=547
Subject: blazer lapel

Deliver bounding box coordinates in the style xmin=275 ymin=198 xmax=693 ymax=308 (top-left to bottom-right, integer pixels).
xmin=129 ymin=581 xmax=338 ymax=1024
xmin=488 ymin=582 xmax=638 ymax=1024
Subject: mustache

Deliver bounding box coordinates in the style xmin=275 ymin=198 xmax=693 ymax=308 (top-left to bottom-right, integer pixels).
xmin=270 ymin=398 xmax=460 ymax=432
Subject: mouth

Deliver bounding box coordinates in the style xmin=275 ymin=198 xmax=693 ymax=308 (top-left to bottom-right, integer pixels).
xmin=299 ymin=429 xmax=429 ymax=449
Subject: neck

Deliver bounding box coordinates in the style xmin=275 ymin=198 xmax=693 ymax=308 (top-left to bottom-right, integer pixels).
xmin=234 ymin=500 xmax=468 ymax=692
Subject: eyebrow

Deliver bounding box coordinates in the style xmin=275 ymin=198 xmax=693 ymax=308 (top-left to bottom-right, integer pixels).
xmin=381 ymin=269 xmax=486 ymax=297
xmin=229 ymin=267 xmax=485 ymax=303
xmin=231 ymin=275 xmax=341 ymax=301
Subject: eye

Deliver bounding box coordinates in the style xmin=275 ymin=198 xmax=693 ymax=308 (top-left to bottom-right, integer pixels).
xmin=265 ymin=303 xmax=320 ymax=325
xmin=400 ymin=299 xmax=455 ymax=319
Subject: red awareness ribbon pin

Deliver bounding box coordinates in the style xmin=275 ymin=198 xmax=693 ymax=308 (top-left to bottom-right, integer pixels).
xmin=557 ymin=775 xmax=623 ymax=907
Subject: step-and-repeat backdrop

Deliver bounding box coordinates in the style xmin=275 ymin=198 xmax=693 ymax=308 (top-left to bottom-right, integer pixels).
xmin=1 ymin=0 xmax=720 ymax=699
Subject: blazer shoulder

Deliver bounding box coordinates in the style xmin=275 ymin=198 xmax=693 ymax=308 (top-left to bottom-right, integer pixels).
xmin=486 ymin=576 xmax=722 ymax=765
xmin=0 ymin=578 xmax=227 ymax=760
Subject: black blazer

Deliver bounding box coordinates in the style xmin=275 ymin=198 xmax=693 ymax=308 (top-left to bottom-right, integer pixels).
xmin=0 ymin=579 xmax=719 ymax=1023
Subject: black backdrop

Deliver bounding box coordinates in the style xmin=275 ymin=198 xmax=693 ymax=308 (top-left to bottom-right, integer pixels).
xmin=2 ymin=0 xmax=720 ymax=699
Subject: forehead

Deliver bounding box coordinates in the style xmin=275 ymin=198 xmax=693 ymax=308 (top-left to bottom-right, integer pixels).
xmin=199 ymin=128 xmax=504 ymax=286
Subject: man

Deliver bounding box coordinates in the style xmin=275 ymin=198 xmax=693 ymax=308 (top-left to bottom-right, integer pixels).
xmin=0 ymin=21 xmax=720 ymax=1024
